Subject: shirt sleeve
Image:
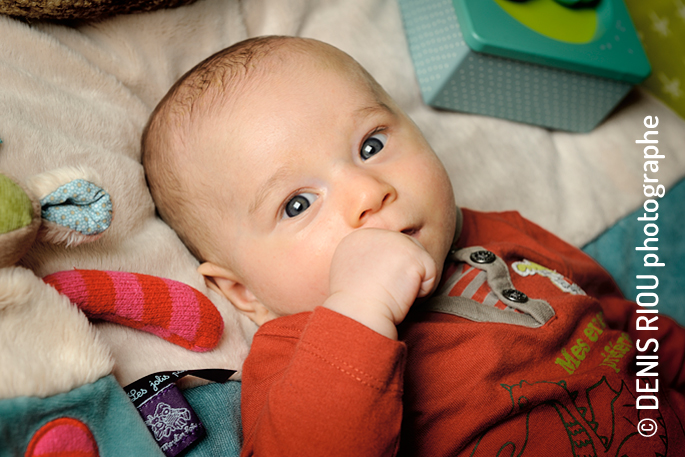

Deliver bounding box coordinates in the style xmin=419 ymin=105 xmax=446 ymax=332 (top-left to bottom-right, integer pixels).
xmin=511 ymin=211 xmax=685 ymax=393
xmin=240 ymin=306 xmax=407 ymax=457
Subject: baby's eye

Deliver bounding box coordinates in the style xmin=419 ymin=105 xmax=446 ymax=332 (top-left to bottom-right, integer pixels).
xmin=360 ymin=133 xmax=388 ymax=160
xmin=284 ymin=192 xmax=317 ymax=218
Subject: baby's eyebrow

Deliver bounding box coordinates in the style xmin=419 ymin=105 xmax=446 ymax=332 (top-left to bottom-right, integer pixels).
xmin=354 ymin=101 xmax=394 ymax=119
xmin=249 ymin=163 xmax=294 ymax=215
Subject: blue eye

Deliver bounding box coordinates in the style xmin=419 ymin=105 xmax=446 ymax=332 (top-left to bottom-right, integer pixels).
xmin=284 ymin=192 xmax=317 ymax=218
xmin=360 ymin=133 xmax=387 ymax=160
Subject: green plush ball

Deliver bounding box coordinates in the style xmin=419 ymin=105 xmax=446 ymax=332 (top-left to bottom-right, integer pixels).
xmin=0 ymin=174 xmax=33 ymax=235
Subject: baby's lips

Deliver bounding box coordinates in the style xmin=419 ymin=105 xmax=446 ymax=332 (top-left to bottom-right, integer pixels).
xmin=401 ymin=227 xmax=427 ymax=250
xmin=401 ymin=227 xmax=417 ymax=236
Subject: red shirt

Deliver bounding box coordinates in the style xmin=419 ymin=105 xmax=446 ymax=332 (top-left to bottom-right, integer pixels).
xmin=240 ymin=209 xmax=685 ymax=456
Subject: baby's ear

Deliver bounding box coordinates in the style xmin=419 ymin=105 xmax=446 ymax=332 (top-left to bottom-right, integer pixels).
xmin=198 ymin=262 xmax=271 ymax=325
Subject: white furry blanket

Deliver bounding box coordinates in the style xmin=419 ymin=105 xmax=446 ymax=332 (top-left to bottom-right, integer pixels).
xmin=1 ymin=0 xmax=684 ymax=388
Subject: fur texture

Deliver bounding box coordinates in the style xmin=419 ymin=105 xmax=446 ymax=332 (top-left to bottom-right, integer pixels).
xmin=0 ymin=267 xmax=113 ymax=399
xmin=25 ymin=166 xmax=103 ymax=200
xmin=0 ymin=0 xmax=198 ymax=21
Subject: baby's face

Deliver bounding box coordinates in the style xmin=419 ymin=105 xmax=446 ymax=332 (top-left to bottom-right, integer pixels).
xmin=200 ymin=53 xmax=456 ymax=322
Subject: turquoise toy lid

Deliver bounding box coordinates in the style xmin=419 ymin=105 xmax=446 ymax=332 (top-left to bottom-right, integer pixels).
xmin=452 ymin=0 xmax=650 ymax=84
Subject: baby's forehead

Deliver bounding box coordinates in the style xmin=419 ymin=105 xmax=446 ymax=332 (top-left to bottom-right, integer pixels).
xmin=179 ymin=39 xmax=390 ymax=178
xmin=185 ymin=45 xmax=356 ymax=125
xmin=201 ymin=47 xmax=380 ymax=124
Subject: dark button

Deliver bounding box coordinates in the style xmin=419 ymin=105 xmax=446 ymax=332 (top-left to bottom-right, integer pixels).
xmin=470 ymin=250 xmax=496 ymax=264
xmin=502 ymin=288 xmax=528 ymax=303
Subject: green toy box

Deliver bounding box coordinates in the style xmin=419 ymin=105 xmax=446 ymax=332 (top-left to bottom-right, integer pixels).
xmin=397 ymin=0 xmax=651 ymax=132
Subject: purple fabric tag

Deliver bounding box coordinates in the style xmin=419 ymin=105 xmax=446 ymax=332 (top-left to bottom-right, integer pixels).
xmin=125 ymin=369 xmax=235 ymax=457
xmin=139 ymin=383 xmax=204 ymax=457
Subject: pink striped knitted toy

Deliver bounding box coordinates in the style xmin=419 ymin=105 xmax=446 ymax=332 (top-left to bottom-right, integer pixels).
xmin=43 ymin=269 xmax=223 ymax=352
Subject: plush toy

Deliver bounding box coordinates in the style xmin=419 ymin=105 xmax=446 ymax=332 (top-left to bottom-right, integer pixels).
xmin=0 ymin=0 xmax=199 ymax=21
xmin=0 ymin=170 xmax=236 ymax=457
xmin=0 ymin=167 xmax=224 ymax=350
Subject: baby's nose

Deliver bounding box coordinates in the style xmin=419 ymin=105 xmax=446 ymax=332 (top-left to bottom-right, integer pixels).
xmin=346 ymin=172 xmax=397 ymax=227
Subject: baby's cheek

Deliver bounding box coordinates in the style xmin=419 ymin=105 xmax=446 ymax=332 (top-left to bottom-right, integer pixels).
xmin=272 ymin=254 xmax=331 ymax=311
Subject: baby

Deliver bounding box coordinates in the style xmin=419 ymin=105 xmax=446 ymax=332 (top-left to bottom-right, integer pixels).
xmin=143 ymin=36 xmax=455 ymax=341
xmin=143 ymin=36 xmax=685 ymax=456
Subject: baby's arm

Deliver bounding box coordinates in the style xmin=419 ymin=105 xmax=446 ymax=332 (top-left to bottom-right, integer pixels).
xmin=240 ymin=229 xmax=435 ymax=456
xmin=240 ymin=308 xmax=406 ymax=456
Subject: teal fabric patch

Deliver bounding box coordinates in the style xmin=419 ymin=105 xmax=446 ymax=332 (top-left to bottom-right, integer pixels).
xmin=183 ymin=381 xmax=242 ymax=457
xmin=40 ymin=179 xmax=112 ymax=235
xmin=583 ymin=178 xmax=685 ymax=326
xmin=0 ymin=375 xmax=162 ymax=456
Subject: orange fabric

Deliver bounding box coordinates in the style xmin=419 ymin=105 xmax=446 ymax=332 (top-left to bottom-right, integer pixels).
xmin=240 ymin=209 xmax=685 ymax=456
xmin=140 ymin=273 xmax=172 ymax=329
xmin=241 ymin=308 xmax=406 ymax=456
xmin=82 ymin=269 xmax=116 ymax=317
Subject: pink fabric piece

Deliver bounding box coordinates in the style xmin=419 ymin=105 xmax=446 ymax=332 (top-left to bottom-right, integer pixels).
xmin=59 ymin=269 xmax=89 ymax=306
xmin=27 ymin=418 xmax=98 ymax=456
xmin=43 ymin=269 xmax=223 ymax=351
xmin=112 ymin=271 xmax=144 ymax=321
xmin=165 ymin=278 xmax=200 ymax=342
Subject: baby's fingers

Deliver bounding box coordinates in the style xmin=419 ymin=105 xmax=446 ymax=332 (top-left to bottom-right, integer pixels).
xmin=401 ymin=235 xmax=438 ymax=298
xmin=414 ymin=245 xmax=438 ymax=298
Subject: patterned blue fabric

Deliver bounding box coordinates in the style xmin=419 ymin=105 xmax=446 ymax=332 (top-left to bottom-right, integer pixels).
xmin=40 ymin=179 xmax=112 ymax=235
xmin=583 ymin=178 xmax=685 ymax=326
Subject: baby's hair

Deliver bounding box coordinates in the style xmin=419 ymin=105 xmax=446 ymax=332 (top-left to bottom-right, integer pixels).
xmin=142 ymin=36 xmax=388 ymax=264
xmin=142 ymin=36 xmax=290 ymax=263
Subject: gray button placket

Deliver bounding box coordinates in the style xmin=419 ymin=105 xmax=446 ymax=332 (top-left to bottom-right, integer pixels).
xmin=425 ymin=247 xmax=555 ymax=328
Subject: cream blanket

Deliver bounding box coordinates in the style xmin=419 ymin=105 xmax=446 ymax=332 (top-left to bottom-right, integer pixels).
xmin=1 ymin=0 xmax=684 ymax=387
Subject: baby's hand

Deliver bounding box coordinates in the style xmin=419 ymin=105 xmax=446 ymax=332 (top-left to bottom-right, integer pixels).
xmin=323 ymin=229 xmax=437 ymax=339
